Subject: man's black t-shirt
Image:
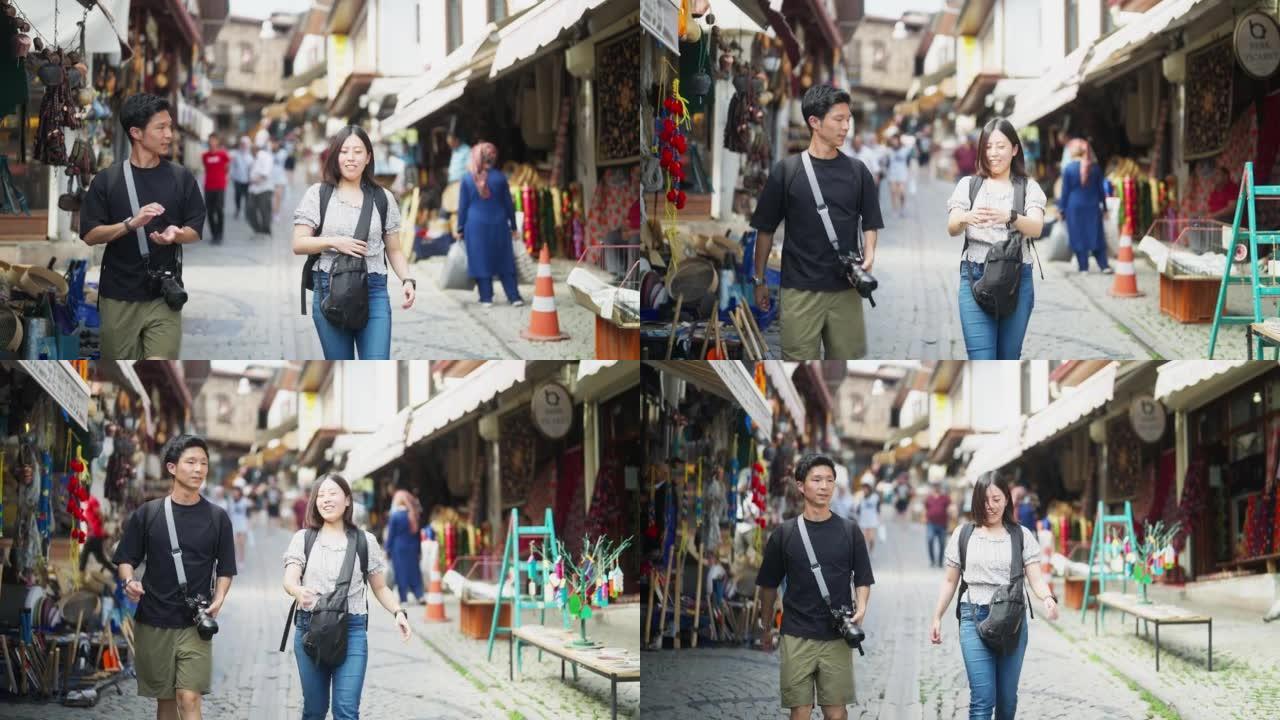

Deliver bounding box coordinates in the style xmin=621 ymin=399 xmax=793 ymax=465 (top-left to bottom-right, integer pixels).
xmin=749 ymin=152 xmax=884 ymax=292
xmin=79 ymin=160 xmax=206 ymax=302
xmin=756 ymin=513 xmax=875 ymax=641
xmin=112 ymin=496 xmax=236 ymax=628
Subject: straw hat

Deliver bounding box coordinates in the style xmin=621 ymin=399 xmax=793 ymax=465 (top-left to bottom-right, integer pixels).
xmin=15 ymin=265 xmax=69 ymax=300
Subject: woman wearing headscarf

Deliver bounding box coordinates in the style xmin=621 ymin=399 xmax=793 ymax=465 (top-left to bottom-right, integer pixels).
xmin=384 ymin=489 xmax=425 ymax=605
xmin=1059 ymin=139 xmax=1112 ymax=274
xmin=456 ymin=142 xmax=525 ymax=308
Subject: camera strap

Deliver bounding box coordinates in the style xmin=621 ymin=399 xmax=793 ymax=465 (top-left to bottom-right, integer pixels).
xmin=163 ymin=496 xmax=188 ymax=595
xmin=796 ymin=516 xmax=833 ymax=606
xmin=799 ymin=152 xmax=843 ymax=259
xmin=121 ymin=160 xmax=151 ymax=260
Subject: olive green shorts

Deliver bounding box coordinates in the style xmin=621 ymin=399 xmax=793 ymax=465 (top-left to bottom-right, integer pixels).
xmin=98 ymin=297 xmax=182 ymax=360
xmin=779 ymin=634 xmax=856 ymax=709
xmin=133 ymin=622 xmax=212 ymax=698
xmin=779 ymin=287 xmax=866 ymax=360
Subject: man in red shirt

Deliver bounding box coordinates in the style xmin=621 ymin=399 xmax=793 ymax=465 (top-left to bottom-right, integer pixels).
xmin=79 ymin=495 xmax=117 ymax=576
xmin=201 ymin=133 xmax=230 ymax=244
xmin=923 ymin=483 xmax=951 ymax=568
xmin=952 ymin=135 xmax=977 ymax=181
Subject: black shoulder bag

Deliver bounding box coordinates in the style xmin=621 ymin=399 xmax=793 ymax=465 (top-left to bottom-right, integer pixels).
xmin=301 ymin=184 xmax=388 ymax=319
xmin=278 ymin=528 xmax=369 ymax=667
xmin=964 ymin=175 xmax=1043 ymax=317
xmin=957 ymin=522 xmax=1033 ymax=655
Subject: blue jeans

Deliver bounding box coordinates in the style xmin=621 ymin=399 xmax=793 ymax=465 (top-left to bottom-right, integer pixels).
xmin=927 ymin=522 xmax=947 ymax=567
xmin=311 ymin=271 xmax=391 ymax=359
xmin=294 ymin=612 xmax=368 ymax=720
xmin=958 ymin=261 xmax=1034 ymax=360
xmin=958 ymin=603 xmax=1029 ymax=720
xmin=475 ymin=272 xmax=521 ymax=304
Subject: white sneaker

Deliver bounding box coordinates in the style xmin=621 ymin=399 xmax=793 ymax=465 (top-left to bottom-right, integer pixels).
xmin=512 ymin=299 xmax=525 ymax=307
xmin=480 ymin=301 xmax=493 ymax=309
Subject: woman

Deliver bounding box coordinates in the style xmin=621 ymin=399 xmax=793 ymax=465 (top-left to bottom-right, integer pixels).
xmin=384 ymin=489 xmax=425 ymax=605
xmin=929 ymin=472 xmax=1060 ymax=719
xmin=227 ymin=486 xmax=251 ymax=565
xmin=886 ymin=133 xmax=913 ymax=218
xmin=292 ymin=126 xmax=418 ymax=359
xmin=282 ymin=474 xmax=411 ymax=720
xmin=1059 ymin=139 xmax=1111 ymax=274
xmin=946 ymin=118 xmax=1047 ymax=360
xmin=1208 ymin=166 xmax=1238 ymax=220
xmin=856 ymin=482 xmax=881 ymax=552
xmin=457 ymin=142 xmax=524 ymax=308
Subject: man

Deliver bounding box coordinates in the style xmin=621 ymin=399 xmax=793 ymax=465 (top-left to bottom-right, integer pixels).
xmin=849 ymin=133 xmax=883 ymax=187
xmin=923 ymin=483 xmax=950 ymax=568
xmin=442 ymin=127 xmax=472 ymax=233
xmin=200 ymin=134 xmax=229 ymax=244
xmin=113 ymin=435 xmax=236 ymax=720
xmin=229 ymin=135 xmax=253 ymax=219
xmin=953 ymin=134 xmax=978 ymax=181
xmin=750 ymin=84 xmax=884 ymax=360
xmin=80 ymin=93 xmax=206 ymax=360
xmin=246 ymin=131 xmax=276 ymax=236
xmin=757 ymin=453 xmax=875 ymax=720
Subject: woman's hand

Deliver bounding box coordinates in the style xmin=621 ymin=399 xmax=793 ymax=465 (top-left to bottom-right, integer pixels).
xmin=401 ymin=281 xmax=416 ymax=310
xmin=395 ymin=611 xmax=412 ymax=642
xmin=296 ymin=587 xmax=319 ymax=611
xmin=1042 ymin=596 xmax=1060 ymax=621
xmin=930 ymin=616 xmax=943 ymax=645
xmin=328 ymin=236 xmax=368 ymax=257
xmin=967 ymin=207 xmax=1007 ymax=227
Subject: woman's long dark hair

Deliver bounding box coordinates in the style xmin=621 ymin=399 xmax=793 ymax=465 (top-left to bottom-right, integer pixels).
xmin=321 ymin=125 xmax=378 ymax=188
xmin=977 ymin=118 xmax=1028 ymax=179
xmin=970 ymin=471 xmax=1016 ymax=528
xmin=306 ymin=473 xmax=357 ymax=530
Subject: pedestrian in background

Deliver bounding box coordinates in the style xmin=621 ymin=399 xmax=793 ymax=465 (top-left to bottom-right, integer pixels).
xmin=953 ymin=135 xmax=978 ymax=181
xmin=946 ymin=118 xmax=1047 ymax=360
xmin=924 ymin=483 xmax=950 ymax=569
xmin=855 ymin=481 xmax=881 ymax=553
xmin=385 ymin=489 xmax=425 ymax=605
xmin=886 ymin=133 xmax=913 ymax=219
xmin=247 ymin=131 xmax=276 ymax=236
xmin=457 ymin=141 xmax=525 ymax=308
xmin=230 ymin=135 xmax=253 ymax=219
xmin=1059 ymin=139 xmax=1112 ymax=274
xmin=929 ymin=472 xmax=1059 ymax=720
xmin=228 ymin=485 xmax=251 ymax=565
xmin=201 ymin=133 xmax=229 ymax=245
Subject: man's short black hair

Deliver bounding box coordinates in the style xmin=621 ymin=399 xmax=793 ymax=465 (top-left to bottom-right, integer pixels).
xmin=120 ymin=93 xmax=172 ymax=143
xmin=162 ymin=434 xmax=209 ymax=477
xmin=795 ymin=453 xmax=837 ymax=483
xmin=801 ymin=84 xmax=852 ymax=135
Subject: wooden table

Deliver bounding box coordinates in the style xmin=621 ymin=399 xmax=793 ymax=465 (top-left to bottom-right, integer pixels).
xmin=509 ymin=625 xmax=640 ymax=719
xmin=1095 ymin=592 xmax=1213 ymax=671
xmin=1247 ymin=323 xmax=1280 ymax=359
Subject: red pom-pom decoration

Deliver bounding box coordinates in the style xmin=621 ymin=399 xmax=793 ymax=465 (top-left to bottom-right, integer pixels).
xmin=667 ymin=189 xmax=678 ymax=202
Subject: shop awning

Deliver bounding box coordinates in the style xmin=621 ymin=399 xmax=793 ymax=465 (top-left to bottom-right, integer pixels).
xmin=575 ymin=361 xmax=637 ymax=402
xmin=109 ymin=360 xmax=152 ymax=431
xmin=343 ymin=406 xmax=411 ymax=480
xmin=1082 ymin=0 xmax=1220 ymax=83
xmin=406 ymin=361 xmax=528 ymax=447
xmin=927 ymin=427 xmax=969 ymax=465
xmin=651 ymin=361 xmax=771 ymax=441
xmin=1155 ymin=361 xmax=1279 ymax=412
xmin=489 ymin=0 xmax=611 ymax=79
xmin=15 ymin=361 xmax=89 ymax=432
xmin=1007 ymin=44 xmax=1091 ymax=129
xmin=955 ymin=73 xmax=1003 ymax=115
xmin=1021 ymin=362 xmax=1117 ymax=452
xmin=963 ymin=419 xmax=1024 ymax=485
xmin=379 ymin=78 xmax=470 ymax=136
xmin=298 ymin=428 xmax=343 ymax=468
xmin=328 ymin=72 xmax=376 ymax=119
xmin=763 ymin=361 xmax=805 ymax=436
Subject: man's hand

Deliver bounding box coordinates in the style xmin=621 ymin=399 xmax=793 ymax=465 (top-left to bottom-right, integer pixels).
xmin=206 ymin=598 xmax=225 ymax=619
xmin=754 ymin=284 xmax=770 ymax=312
xmin=860 ymin=251 xmax=875 ymax=273
xmin=851 ymin=608 xmax=867 ymax=627
xmin=128 ymin=203 xmax=165 ymax=230
xmin=124 ymin=578 xmax=145 ymax=602
xmin=150 ymin=225 xmax=181 ymax=245
xmin=759 ymin=626 xmax=776 ymax=652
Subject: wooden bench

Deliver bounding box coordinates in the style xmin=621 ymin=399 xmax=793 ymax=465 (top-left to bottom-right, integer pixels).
xmin=509 ymin=625 xmax=640 ymax=719
xmin=1246 ymin=323 xmax=1280 ymax=359
xmin=1216 ymin=552 xmax=1280 ymax=574
xmin=1095 ymin=592 xmax=1212 ymax=671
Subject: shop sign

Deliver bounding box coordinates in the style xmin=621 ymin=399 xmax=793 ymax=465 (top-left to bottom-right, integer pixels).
xmin=1234 ymin=11 xmax=1280 ymax=79
xmin=17 ymin=361 xmax=89 ymax=431
xmin=640 ymin=0 xmax=680 ymax=55
xmin=531 ymin=382 xmax=574 ymax=439
xmin=1129 ymin=395 xmax=1167 ymax=444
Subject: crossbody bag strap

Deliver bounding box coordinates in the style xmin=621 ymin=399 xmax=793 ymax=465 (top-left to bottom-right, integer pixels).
xmin=121 ymin=161 xmax=150 ymax=261
xmin=1008 ymin=523 xmax=1034 ymax=620
xmin=796 ymin=517 xmax=833 ymax=607
xmin=799 ymin=152 xmax=842 ymax=259
xmin=280 ymin=528 xmax=318 ymax=652
xmin=956 ymin=522 xmax=974 ymax=621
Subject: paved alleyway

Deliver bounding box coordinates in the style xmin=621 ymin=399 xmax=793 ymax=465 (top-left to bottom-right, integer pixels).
xmin=85 ymin=187 xmax=595 ymax=359
xmin=640 ymin=511 xmax=1159 ymax=719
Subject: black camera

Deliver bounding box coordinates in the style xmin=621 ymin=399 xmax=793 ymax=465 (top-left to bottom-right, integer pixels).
xmin=186 ymin=594 xmax=219 ymax=640
xmin=839 ymin=253 xmax=878 ymax=307
xmin=831 ymin=604 xmax=866 ymax=655
xmin=148 ymin=267 xmax=188 ymax=311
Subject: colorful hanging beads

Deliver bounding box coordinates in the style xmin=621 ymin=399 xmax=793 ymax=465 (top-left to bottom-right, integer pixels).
xmin=657 ymin=79 xmax=691 ymax=210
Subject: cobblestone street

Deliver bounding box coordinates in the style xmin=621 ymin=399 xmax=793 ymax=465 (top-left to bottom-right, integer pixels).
xmin=84 ymin=187 xmax=596 ymax=360
xmin=640 ymin=512 xmax=1157 ymax=719
xmin=0 ymin=513 xmax=635 ymax=719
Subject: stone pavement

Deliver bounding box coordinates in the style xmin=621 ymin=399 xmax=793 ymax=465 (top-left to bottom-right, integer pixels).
xmin=757 ymin=174 xmax=1152 ymax=359
xmin=84 ymin=186 xmax=596 ymax=359
xmin=641 ymin=512 xmax=1157 ymax=719
xmin=1 ymin=514 xmax=531 ymax=719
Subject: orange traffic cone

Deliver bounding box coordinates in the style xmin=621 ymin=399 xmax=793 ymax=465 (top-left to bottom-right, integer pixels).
xmin=424 ymin=570 xmax=447 ymax=623
xmin=1109 ymin=216 xmax=1143 ymax=297
xmin=521 ymin=245 xmax=570 ymax=342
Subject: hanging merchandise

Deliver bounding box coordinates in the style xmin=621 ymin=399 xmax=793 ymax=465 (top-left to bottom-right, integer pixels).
xmin=656 ymin=74 xmax=691 ymax=212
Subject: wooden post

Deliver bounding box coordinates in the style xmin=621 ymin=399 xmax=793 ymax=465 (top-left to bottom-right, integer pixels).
xmin=672 ymin=532 xmax=685 ymax=649
xmin=643 ymin=568 xmax=657 ymax=647
xmin=656 ymin=545 xmax=676 ymax=646
xmin=691 ymin=542 xmax=705 ymax=648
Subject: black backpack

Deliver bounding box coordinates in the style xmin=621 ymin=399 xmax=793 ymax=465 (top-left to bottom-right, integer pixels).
xmin=278 ymin=528 xmax=370 ymax=667
xmin=964 ymin=175 xmax=1042 ymax=318
xmin=956 ymin=522 xmax=1034 ymax=655
xmin=300 ymin=183 xmax=388 ymax=318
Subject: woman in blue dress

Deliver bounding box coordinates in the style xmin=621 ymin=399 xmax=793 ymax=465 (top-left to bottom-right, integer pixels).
xmin=457 ymin=142 xmax=525 ymax=307
xmin=384 ymin=490 xmax=424 ymax=604
xmin=1059 ymin=140 xmax=1112 ymax=274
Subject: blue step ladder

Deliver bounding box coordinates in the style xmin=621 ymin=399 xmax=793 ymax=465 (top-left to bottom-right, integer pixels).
xmin=1080 ymin=500 xmax=1137 ymax=624
xmin=485 ymin=508 xmax=563 ymax=673
xmin=1207 ymin=162 xmax=1280 ymax=358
